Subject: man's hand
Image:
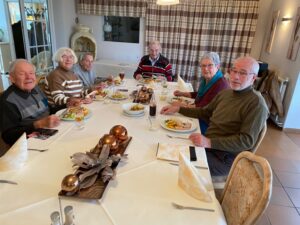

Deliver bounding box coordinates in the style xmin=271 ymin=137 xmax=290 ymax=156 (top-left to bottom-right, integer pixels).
xmin=135 ymin=74 xmax=143 ymax=80
xmin=34 ymin=115 xmax=60 ymax=129
xmin=160 ymin=105 xmax=180 ymax=115
xmin=189 ymin=133 xmax=211 ymax=148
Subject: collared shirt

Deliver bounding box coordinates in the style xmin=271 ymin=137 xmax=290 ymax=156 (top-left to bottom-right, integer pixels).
xmin=149 ymin=55 xmax=160 ymax=66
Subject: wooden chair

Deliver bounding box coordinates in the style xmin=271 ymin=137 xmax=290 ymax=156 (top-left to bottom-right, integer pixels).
xmin=213 ymin=121 xmax=267 ymax=190
xmin=251 ymin=121 xmax=267 ymax=154
xmin=219 ymin=151 xmax=272 ymax=225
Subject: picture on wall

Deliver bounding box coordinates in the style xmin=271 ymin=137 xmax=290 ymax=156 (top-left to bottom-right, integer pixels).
xmin=265 ymin=10 xmax=280 ymax=53
xmin=287 ymin=7 xmax=300 ymax=61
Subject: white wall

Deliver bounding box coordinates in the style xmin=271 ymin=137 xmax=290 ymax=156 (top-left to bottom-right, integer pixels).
xmin=250 ymin=0 xmax=273 ymax=58
xmin=51 ymin=0 xmax=77 ymax=49
xmin=284 ymin=73 xmax=300 ymax=130
xmin=259 ymin=0 xmax=300 ymax=130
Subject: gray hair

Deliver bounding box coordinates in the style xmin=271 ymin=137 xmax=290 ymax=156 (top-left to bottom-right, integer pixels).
xmin=78 ymin=52 xmax=94 ymax=62
xmin=9 ymin=59 xmax=36 ymax=74
xmin=234 ymin=56 xmax=259 ymax=75
xmin=200 ymin=52 xmax=221 ymax=66
xmin=148 ymin=40 xmax=161 ymax=51
xmin=53 ymin=47 xmax=78 ymax=63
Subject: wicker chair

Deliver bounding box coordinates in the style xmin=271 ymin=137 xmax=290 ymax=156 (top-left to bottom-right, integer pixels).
xmin=219 ymin=151 xmax=272 ymax=225
xmin=213 ymin=121 xmax=267 ymax=190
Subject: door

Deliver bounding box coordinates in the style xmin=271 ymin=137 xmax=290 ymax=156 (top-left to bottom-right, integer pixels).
xmin=5 ymin=0 xmax=53 ymax=75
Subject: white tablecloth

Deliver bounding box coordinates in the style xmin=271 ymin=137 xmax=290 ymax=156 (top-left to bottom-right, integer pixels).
xmin=0 ymin=79 xmax=226 ymax=225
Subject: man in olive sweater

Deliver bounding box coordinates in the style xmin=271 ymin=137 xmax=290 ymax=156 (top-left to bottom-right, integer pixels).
xmin=161 ymin=56 xmax=269 ymax=176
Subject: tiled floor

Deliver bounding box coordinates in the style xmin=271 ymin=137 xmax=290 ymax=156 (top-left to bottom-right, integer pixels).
xmin=255 ymin=122 xmax=300 ymax=225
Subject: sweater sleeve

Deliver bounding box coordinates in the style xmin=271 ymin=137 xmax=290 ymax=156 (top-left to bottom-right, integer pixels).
xmin=164 ymin=62 xmax=173 ymax=81
xmin=133 ymin=57 xmax=145 ymax=79
xmin=47 ymin=72 xmax=69 ymax=106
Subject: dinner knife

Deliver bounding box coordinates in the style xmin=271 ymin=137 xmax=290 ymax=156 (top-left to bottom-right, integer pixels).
xmin=0 ymin=179 xmax=18 ymax=185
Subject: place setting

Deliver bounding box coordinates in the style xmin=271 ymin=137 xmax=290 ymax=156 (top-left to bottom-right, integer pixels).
xmin=121 ymin=102 xmax=145 ymax=117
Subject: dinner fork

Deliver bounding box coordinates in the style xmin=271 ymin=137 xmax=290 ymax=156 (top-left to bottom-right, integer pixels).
xmin=171 ymin=202 xmax=215 ymax=212
xmin=28 ymin=148 xmax=49 ymax=152
xmin=166 ymin=134 xmax=189 ymax=140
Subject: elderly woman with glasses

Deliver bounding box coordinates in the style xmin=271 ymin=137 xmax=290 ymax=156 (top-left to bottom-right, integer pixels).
xmin=173 ymin=52 xmax=229 ymax=134
xmin=45 ymin=47 xmax=93 ymax=112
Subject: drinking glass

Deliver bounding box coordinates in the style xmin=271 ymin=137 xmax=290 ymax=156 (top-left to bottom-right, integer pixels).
xmin=75 ymin=109 xmax=85 ymax=130
xmin=119 ymin=71 xmax=125 ymax=81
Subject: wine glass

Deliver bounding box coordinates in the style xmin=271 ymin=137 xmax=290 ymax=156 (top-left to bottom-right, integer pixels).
xmin=75 ymin=108 xmax=85 ymax=130
xmin=119 ymin=71 xmax=125 ymax=81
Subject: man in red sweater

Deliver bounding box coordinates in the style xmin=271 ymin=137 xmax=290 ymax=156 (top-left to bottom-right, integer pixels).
xmin=133 ymin=40 xmax=173 ymax=81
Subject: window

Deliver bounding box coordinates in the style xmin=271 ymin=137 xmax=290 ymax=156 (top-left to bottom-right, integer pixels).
xmin=103 ymin=16 xmax=140 ymax=43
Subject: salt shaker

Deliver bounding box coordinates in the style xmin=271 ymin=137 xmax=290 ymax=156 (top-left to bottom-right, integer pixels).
xmin=50 ymin=211 xmax=61 ymax=225
xmin=64 ymin=205 xmax=75 ymax=225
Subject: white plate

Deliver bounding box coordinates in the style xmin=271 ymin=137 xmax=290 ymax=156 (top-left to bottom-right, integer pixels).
xmin=56 ymin=107 xmax=92 ymax=121
xmin=123 ymin=110 xmax=145 ymax=117
xmin=160 ymin=117 xmax=197 ymax=133
xmin=122 ymin=103 xmax=145 ymax=115
xmin=168 ymin=96 xmax=194 ymax=105
xmin=108 ymin=92 xmax=128 ymax=101
xmin=94 ymin=95 xmax=107 ymax=101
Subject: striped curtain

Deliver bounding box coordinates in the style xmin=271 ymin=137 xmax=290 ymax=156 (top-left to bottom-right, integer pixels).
xmin=146 ymin=0 xmax=259 ymax=86
xmin=76 ymin=0 xmax=147 ymax=17
xmin=76 ymin=0 xmax=259 ymax=87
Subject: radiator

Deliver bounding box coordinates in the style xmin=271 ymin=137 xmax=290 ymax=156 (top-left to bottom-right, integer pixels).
xmin=269 ymin=76 xmax=289 ymax=127
xmin=93 ymin=59 xmax=138 ymax=79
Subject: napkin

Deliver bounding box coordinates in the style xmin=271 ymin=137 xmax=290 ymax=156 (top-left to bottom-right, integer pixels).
xmin=178 ymin=152 xmax=212 ymax=202
xmin=156 ymin=143 xmax=190 ymax=162
xmin=0 ymin=133 xmax=28 ymax=171
xmin=177 ymin=75 xmax=191 ymax=92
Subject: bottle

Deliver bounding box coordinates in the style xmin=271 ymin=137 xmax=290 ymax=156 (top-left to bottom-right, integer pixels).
xmin=149 ymin=93 xmax=157 ymax=117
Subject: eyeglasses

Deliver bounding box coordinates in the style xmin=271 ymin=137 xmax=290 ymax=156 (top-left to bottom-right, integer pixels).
xmin=200 ymin=64 xmax=214 ymax=69
xmin=230 ymin=68 xmax=255 ymax=77
xmin=62 ymin=55 xmax=74 ymax=60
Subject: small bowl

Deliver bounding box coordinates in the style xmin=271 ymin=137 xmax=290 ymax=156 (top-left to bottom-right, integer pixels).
xmin=122 ymin=103 xmax=145 ymax=115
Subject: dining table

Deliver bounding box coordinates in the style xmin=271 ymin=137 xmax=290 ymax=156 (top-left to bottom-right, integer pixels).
xmin=0 ymin=79 xmax=227 ymax=225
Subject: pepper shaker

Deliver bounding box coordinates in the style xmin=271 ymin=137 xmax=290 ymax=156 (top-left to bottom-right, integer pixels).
xmin=64 ymin=205 xmax=75 ymax=225
xmin=50 ymin=211 xmax=61 ymax=225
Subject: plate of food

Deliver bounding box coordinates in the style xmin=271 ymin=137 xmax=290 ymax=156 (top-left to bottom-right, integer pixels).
xmin=108 ymin=91 xmax=128 ymax=100
xmin=160 ymin=117 xmax=197 ymax=133
xmin=94 ymin=89 xmax=108 ymax=101
xmin=57 ymin=107 xmax=92 ymax=121
xmin=168 ymin=96 xmax=194 ymax=105
xmin=122 ymin=103 xmax=145 ymax=115
xmin=138 ymin=77 xmax=156 ymax=85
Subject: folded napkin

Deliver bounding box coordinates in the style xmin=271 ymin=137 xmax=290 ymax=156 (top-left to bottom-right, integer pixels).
xmin=156 ymin=143 xmax=190 ymax=162
xmin=177 ymin=75 xmax=191 ymax=92
xmin=178 ymin=152 xmax=212 ymax=202
xmin=0 ymin=133 xmax=28 ymax=171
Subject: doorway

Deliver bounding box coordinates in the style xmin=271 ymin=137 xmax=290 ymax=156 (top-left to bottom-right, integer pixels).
xmin=4 ymin=0 xmax=53 ymax=75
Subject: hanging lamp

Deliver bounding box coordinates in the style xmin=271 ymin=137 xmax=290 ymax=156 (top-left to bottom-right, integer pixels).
xmin=156 ymin=0 xmax=180 ymax=6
